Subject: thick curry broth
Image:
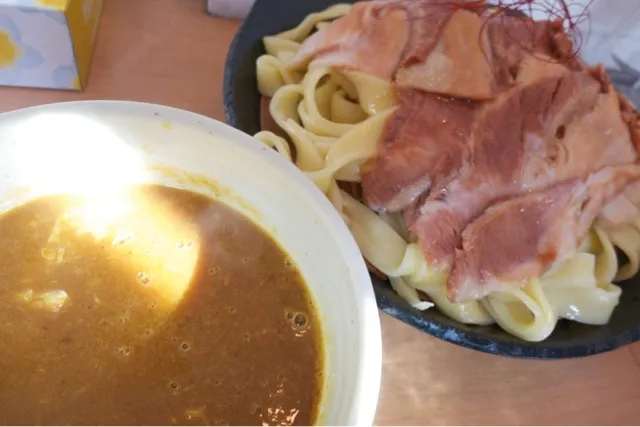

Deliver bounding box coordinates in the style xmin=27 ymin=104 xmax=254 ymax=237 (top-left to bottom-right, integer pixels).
xmin=0 ymin=185 xmax=323 ymax=426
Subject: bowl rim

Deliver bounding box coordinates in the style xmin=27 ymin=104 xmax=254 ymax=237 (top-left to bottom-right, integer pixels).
xmin=0 ymin=100 xmax=383 ymax=426
xmin=221 ymin=0 xmax=640 ymax=360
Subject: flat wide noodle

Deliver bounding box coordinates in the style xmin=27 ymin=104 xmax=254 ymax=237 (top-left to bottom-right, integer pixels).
xmin=254 ymin=4 xmax=640 ymax=342
xmin=482 ymin=279 xmax=557 ymax=342
xmin=606 ymin=225 xmax=640 ymax=281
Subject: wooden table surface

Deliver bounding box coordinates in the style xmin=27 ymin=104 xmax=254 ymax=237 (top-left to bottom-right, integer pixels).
xmin=2 ymin=0 xmax=640 ymax=425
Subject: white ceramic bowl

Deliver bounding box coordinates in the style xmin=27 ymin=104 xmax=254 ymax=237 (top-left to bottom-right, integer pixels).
xmin=0 ymin=101 xmax=382 ymax=426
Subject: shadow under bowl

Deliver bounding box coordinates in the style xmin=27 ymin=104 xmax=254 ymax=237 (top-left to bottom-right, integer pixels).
xmin=222 ymin=0 xmax=640 ymax=358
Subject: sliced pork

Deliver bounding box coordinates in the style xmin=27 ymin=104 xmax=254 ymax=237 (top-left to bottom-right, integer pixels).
xmin=486 ymin=14 xmax=572 ymax=85
xmin=289 ymin=0 xmax=588 ymax=99
xmin=360 ymin=90 xmax=477 ymax=212
xmin=407 ymin=71 xmax=636 ymax=270
xmin=395 ymin=0 xmax=467 ymax=67
xmin=291 ymin=0 xmax=461 ymax=79
xmin=597 ymin=193 xmax=638 ymax=229
xmin=598 ymin=180 xmax=640 ymax=229
xmin=290 ymin=1 xmax=411 ymax=80
xmin=395 ymin=9 xmax=495 ymax=100
xmin=618 ymin=92 xmax=640 ymax=152
xmin=448 ymin=165 xmax=640 ymax=302
xmin=291 ymin=0 xmax=568 ymax=100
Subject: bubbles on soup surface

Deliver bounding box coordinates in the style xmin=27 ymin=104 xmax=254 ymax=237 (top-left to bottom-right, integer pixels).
xmin=136 ymin=272 xmax=151 ymax=286
xmin=112 ymin=229 xmax=134 ymax=247
xmin=284 ymin=310 xmax=311 ymax=335
xmin=117 ymin=345 xmax=133 ymax=356
xmin=294 ymin=314 xmax=307 ymax=328
xmin=169 ymin=380 xmax=181 ymax=392
xmin=177 ymin=241 xmax=193 ymax=249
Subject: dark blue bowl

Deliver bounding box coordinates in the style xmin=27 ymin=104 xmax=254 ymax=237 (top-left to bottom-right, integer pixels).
xmin=222 ymin=0 xmax=640 ymax=358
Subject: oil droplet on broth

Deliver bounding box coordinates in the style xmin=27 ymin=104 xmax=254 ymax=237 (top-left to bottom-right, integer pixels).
xmin=285 ymin=310 xmax=310 ymax=335
xmin=177 ymin=241 xmax=193 ymax=249
xmin=17 ymin=289 xmax=34 ymax=302
xmin=185 ymin=406 xmax=208 ymax=423
xmin=112 ymin=229 xmax=134 ymax=247
xmin=136 ymin=272 xmax=151 ymax=286
xmin=41 ymin=247 xmax=54 ymax=260
xmin=293 ymin=313 xmax=307 ymax=328
xmin=41 ymin=247 xmax=64 ymax=261
xmin=117 ymin=345 xmax=133 ymax=356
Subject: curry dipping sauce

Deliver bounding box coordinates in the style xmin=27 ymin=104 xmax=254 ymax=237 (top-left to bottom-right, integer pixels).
xmin=0 ymin=184 xmax=324 ymax=426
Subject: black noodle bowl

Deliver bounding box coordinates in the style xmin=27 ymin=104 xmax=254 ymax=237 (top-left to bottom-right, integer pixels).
xmin=222 ymin=0 xmax=640 ymax=358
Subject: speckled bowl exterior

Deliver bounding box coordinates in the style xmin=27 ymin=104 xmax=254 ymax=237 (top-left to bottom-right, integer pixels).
xmin=222 ymin=0 xmax=640 ymax=358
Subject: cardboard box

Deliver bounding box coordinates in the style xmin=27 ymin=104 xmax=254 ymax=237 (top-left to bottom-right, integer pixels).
xmin=0 ymin=0 xmax=103 ymax=91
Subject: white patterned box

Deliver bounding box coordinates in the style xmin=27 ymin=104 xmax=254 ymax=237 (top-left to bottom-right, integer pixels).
xmin=0 ymin=0 xmax=103 ymax=91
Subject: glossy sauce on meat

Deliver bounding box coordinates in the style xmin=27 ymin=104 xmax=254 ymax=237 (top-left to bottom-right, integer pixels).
xmin=0 ymin=185 xmax=323 ymax=425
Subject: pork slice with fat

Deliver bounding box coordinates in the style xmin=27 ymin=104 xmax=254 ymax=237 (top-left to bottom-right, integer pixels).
xmin=360 ymin=90 xmax=477 ymax=213
xmin=396 ymin=9 xmax=495 ymax=100
xmin=289 ymin=1 xmax=410 ymax=80
xmin=447 ymin=164 xmax=640 ymax=302
xmin=408 ymin=70 xmax=633 ymax=270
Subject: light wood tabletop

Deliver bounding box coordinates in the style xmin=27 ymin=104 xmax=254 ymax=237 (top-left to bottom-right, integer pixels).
xmin=1 ymin=0 xmax=640 ymax=425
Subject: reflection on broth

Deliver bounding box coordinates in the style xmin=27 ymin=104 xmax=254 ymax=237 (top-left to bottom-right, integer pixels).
xmin=0 ymin=185 xmax=323 ymax=426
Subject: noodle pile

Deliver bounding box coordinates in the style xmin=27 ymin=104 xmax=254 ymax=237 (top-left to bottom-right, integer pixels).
xmin=254 ymin=4 xmax=640 ymax=342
